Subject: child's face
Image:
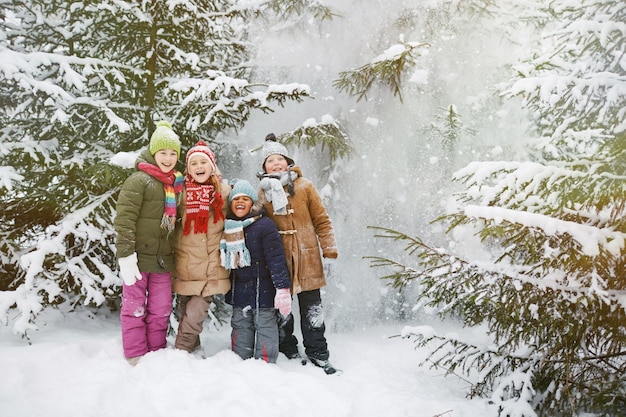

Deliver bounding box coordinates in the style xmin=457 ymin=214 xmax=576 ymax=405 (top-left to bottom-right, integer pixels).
xmin=187 ymin=155 xmax=214 ymax=184
xmin=154 ymin=149 xmax=178 ymax=174
xmin=230 ymin=195 xmax=253 ymax=218
xmin=264 ymin=154 xmax=289 ymax=173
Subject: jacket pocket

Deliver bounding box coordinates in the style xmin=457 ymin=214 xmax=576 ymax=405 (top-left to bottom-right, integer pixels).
xmin=299 ymin=247 xmax=323 ymax=279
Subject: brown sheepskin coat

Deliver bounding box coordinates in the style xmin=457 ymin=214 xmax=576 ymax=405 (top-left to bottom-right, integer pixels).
xmin=258 ymin=166 xmax=338 ymax=294
xmin=171 ymin=182 xmax=231 ymax=297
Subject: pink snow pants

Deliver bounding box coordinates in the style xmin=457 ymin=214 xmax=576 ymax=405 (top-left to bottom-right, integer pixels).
xmin=121 ymin=271 xmax=172 ymax=358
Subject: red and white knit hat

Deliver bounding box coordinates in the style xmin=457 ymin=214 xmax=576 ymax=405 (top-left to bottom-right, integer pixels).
xmin=186 ymin=140 xmax=217 ymax=172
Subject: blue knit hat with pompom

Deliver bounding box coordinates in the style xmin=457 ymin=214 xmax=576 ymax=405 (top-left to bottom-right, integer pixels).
xmin=229 ymin=179 xmax=258 ymax=204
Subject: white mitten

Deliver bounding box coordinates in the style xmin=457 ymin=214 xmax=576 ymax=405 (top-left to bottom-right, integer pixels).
xmin=274 ymin=288 xmax=292 ymax=316
xmin=118 ymin=253 xmax=142 ymax=286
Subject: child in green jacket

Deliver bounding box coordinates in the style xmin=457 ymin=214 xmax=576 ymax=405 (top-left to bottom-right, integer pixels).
xmin=114 ymin=120 xmax=183 ymax=366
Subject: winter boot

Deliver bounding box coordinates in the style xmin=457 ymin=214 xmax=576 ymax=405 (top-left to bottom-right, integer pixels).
xmin=283 ymin=350 xmax=302 ymax=360
xmin=309 ymin=357 xmax=340 ymax=375
xmin=126 ymin=356 xmax=141 ymax=366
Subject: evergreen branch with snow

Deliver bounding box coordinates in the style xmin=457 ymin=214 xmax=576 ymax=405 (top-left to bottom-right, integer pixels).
xmin=359 ymin=1 xmax=625 ymax=415
xmin=264 ymin=0 xmax=337 ymax=25
xmin=502 ymin=2 xmax=626 ymax=138
xmin=368 ymin=220 xmax=626 ymax=415
xmin=1 ymin=191 xmax=119 ymax=341
xmin=399 ymin=325 xmax=539 ymax=414
xmin=167 ymin=75 xmax=312 ymax=132
xmin=280 ymin=118 xmax=354 ymax=162
xmin=333 ymin=41 xmax=430 ymax=103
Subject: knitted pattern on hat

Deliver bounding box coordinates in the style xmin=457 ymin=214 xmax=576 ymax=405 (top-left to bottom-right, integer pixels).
xmin=186 ymin=140 xmax=217 ymax=172
xmin=262 ymin=133 xmax=294 ymax=169
xmin=150 ymin=120 xmax=181 ymax=156
xmin=228 ymin=179 xmax=258 ymax=204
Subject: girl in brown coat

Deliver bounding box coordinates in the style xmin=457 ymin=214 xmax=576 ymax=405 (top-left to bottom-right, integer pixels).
xmin=171 ymin=141 xmax=231 ymax=353
xmin=257 ymin=133 xmax=339 ymax=374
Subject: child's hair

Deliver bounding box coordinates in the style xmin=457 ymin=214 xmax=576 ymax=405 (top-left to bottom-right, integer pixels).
xmin=183 ymin=167 xmax=222 ymax=190
xmin=209 ymin=173 xmax=221 ymax=190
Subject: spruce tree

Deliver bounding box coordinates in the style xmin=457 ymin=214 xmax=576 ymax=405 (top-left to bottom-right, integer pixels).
xmin=367 ymin=0 xmax=626 ymax=415
xmin=0 ymin=0 xmax=341 ymax=338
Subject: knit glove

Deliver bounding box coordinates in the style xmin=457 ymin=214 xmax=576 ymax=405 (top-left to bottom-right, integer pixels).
xmin=274 ymin=288 xmax=292 ymax=316
xmin=118 ymin=253 xmax=142 ymax=286
xmin=323 ymin=257 xmax=336 ymax=280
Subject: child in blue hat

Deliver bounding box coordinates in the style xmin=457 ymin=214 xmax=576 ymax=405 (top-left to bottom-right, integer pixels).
xmin=221 ymin=179 xmax=291 ymax=363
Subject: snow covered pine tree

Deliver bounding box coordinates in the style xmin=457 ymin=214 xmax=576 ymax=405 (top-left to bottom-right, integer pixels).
xmin=368 ymin=1 xmax=626 ymax=416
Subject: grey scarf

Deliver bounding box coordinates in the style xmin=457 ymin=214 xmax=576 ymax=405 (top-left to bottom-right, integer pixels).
xmin=259 ymin=170 xmax=298 ymax=215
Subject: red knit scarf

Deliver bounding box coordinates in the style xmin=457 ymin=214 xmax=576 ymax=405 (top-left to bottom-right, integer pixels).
xmin=137 ymin=162 xmax=184 ymax=232
xmin=183 ymin=175 xmax=225 ymax=235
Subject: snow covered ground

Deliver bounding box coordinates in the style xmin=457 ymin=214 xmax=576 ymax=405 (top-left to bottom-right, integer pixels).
xmin=0 ymin=309 xmax=495 ymax=417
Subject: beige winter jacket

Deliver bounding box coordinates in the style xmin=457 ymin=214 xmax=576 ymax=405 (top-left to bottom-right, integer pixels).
xmin=171 ymin=182 xmax=231 ymax=297
xmin=258 ymin=166 xmax=338 ymax=294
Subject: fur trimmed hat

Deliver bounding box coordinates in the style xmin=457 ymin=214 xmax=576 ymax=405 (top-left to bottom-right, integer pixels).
xmin=149 ymin=120 xmax=181 ymax=156
xmin=229 ymin=179 xmax=258 ymax=204
xmin=186 ymin=140 xmax=217 ymax=172
xmin=262 ymin=133 xmax=294 ymax=170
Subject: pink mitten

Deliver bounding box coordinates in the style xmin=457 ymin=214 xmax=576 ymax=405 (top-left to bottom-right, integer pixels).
xmin=274 ymin=288 xmax=292 ymax=316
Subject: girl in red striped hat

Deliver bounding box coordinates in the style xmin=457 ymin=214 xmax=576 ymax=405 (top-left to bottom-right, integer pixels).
xmin=171 ymin=140 xmax=232 ymax=355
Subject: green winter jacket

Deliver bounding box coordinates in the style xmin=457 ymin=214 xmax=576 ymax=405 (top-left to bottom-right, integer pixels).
xmin=114 ymin=149 xmax=180 ymax=273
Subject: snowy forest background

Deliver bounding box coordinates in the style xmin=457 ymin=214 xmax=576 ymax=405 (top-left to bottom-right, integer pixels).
xmin=1 ymin=0 xmax=625 ymax=416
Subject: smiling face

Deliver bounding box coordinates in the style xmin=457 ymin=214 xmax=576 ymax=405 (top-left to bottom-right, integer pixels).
xmin=153 ymin=148 xmax=178 ymax=174
xmin=264 ymin=154 xmax=289 ymax=174
xmin=187 ymin=154 xmax=214 ymax=184
xmin=230 ymin=195 xmax=253 ymax=218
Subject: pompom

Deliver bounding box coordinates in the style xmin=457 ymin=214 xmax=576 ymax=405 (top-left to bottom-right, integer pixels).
xmin=265 ymin=133 xmax=277 ymax=142
xmin=156 ymin=120 xmax=172 ymax=129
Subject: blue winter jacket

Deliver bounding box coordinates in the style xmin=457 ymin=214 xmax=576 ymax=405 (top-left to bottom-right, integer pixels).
xmin=225 ymin=206 xmax=291 ymax=309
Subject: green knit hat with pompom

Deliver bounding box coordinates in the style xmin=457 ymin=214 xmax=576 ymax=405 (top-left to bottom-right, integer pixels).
xmin=149 ymin=120 xmax=181 ymax=156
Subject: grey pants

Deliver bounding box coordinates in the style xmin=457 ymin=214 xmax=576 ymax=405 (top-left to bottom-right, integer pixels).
xmin=175 ymin=295 xmax=212 ymax=352
xmin=231 ymin=306 xmax=279 ymax=363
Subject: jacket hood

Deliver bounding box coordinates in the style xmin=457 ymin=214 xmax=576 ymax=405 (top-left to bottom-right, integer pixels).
xmin=135 ymin=148 xmax=157 ymax=169
xmin=290 ymin=165 xmax=303 ymax=178
xmin=227 ymin=202 xmax=266 ymax=221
